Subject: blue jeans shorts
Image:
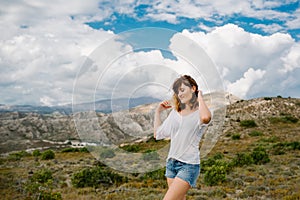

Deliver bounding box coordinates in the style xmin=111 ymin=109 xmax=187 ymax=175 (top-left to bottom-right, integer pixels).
xmin=165 ymin=158 xmax=200 ymax=188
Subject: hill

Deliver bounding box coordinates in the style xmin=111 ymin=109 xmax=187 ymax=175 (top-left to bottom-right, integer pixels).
xmin=0 ymin=96 xmax=299 ymax=199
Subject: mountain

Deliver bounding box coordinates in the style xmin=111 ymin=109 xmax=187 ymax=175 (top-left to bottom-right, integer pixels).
xmin=0 ymin=92 xmax=237 ymax=154
xmin=0 ymin=96 xmax=161 ymax=114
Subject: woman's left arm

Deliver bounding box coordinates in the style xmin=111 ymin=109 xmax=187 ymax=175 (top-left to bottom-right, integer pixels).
xmin=197 ymin=90 xmax=211 ymax=124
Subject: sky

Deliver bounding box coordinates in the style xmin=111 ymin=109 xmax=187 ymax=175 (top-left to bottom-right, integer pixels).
xmin=0 ymin=0 xmax=299 ymax=106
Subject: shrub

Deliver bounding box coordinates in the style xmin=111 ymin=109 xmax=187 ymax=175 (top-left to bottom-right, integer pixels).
xmin=71 ymin=166 xmax=127 ymax=188
xmin=204 ymin=160 xmax=228 ymax=186
xmin=32 ymin=149 xmax=41 ymax=157
xmin=37 ymin=192 xmax=62 ymax=200
xmin=260 ymin=136 xmax=279 ymax=143
xmin=251 ymin=147 xmax=270 ymax=165
xmin=288 ymin=141 xmax=300 ymax=150
xmin=240 ymin=120 xmax=257 ymax=128
xmin=8 ymin=151 xmax=30 ymax=161
xmin=264 ymin=97 xmax=272 ymax=100
xmin=26 ymin=168 xmax=62 ymax=200
xmin=232 ymin=152 xmax=254 ymax=167
xmin=201 ymin=153 xmax=224 ymax=173
xmin=31 ymin=168 xmax=53 ymax=183
xmin=120 ymin=144 xmax=141 ymax=152
xmin=212 ymin=152 xmax=224 ymax=160
xmin=140 ymin=168 xmax=166 ymax=181
xmin=271 ymin=143 xmax=286 ymax=155
xmin=272 ymin=141 xmax=300 ymax=153
xmin=41 ymin=150 xmax=55 ymax=160
xmin=249 ymin=130 xmax=263 ymax=137
xmin=269 ymin=116 xmax=299 ymax=124
xmin=232 ymin=133 xmax=241 ymax=140
xmin=61 ymin=147 xmax=89 ymax=153
xmin=282 ymin=116 xmax=298 ymax=123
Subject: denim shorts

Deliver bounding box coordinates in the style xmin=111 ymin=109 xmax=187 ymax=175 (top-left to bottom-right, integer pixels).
xmin=165 ymin=158 xmax=200 ymax=188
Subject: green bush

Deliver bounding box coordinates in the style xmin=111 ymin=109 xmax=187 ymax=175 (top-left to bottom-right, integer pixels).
xmin=8 ymin=151 xmax=30 ymax=161
xmin=272 ymin=141 xmax=300 ymax=153
xmin=212 ymin=152 xmax=224 ymax=160
xmin=41 ymin=150 xmax=55 ymax=160
xmin=204 ymin=160 xmax=228 ymax=186
xmin=38 ymin=192 xmax=62 ymax=200
xmin=271 ymin=143 xmax=286 ymax=155
xmin=31 ymin=168 xmax=53 ymax=183
xmin=232 ymin=152 xmax=254 ymax=167
xmin=32 ymin=149 xmax=41 ymax=157
xmin=251 ymin=147 xmax=270 ymax=165
xmin=269 ymin=116 xmax=298 ymax=124
xmin=264 ymin=97 xmax=272 ymax=100
xmin=120 ymin=144 xmax=141 ymax=152
xmin=71 ymin=166 xmax=127 ymax=188
xmin=232 ymin=133 xmax=241 ymax=140
xmin=140 ymin=168 xmax=166 ymax=181
xmin=25 ymin=168 xmax=62 ymax=200
xmin=249 ymin=130 xmax=263 ymax=137
xmin=288 ymin=141 xmax=300 ymax=150
xmin=201 ymin=153 xmax=224 ymax=173
xmin=61 ymin=147 xmax=89 ymax=153
xmin=282 ymin=116 xmax=298 ymax=123
xmin=240 ymin=120 xmax=257 ymax=128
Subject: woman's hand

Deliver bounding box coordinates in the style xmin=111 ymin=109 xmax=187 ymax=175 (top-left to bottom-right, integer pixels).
xmin=197 ymin=90 xmax=203 ymax=100
xmin=157 ymin=100 xmax=172 ymax=112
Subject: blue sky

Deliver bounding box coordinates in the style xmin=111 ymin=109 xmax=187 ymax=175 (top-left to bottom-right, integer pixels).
xmin=0 ymin=0 xmax=299 ymax=106
xmin=87 ymin=2 xmax=300 ymax=39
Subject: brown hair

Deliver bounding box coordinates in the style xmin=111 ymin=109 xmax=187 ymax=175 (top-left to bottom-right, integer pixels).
xmin=172 ymin=75 xmax=198 ymax=112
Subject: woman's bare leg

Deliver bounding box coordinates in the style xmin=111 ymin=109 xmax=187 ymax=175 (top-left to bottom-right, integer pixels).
xmin=163 ymin=177 xmax=190 ymax=200
xmin=167 ymin=177 xmax=174 ymax=187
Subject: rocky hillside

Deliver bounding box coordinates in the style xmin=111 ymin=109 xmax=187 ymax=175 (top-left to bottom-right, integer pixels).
xmin=0 ymin=105 xmax=155 ymax=154
xmin=0 ymin=92 xmax=237 ymax=154
xmin=0 ymin=96 xmax=299 ymax=200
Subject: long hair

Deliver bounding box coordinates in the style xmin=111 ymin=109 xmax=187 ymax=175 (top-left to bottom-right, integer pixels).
xmin=172 ymin=75 xmax=198 ymax=112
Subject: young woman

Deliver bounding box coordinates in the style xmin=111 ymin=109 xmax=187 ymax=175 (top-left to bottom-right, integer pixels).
xmin=154 ymin=75 xmax=211 ymax=200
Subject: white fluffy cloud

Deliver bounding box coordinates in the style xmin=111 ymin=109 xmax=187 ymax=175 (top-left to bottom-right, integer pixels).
xmin=0 ymin=15 xmax=114 ymax=105
xmin=0 ymin=1 xmax=299 ymax=106
xmin=227 ymin=68 xmax=266 ymax=98
xmin=180 ymin=24 xmax=300 ymax=98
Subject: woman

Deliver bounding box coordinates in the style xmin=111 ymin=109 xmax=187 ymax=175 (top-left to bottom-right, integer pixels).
xmin=154 ymin=75 xmax=211 ymax=200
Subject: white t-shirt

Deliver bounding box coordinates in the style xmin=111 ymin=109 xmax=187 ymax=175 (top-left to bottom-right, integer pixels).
xmin=156 ymin=109 xmax=208 ymax=164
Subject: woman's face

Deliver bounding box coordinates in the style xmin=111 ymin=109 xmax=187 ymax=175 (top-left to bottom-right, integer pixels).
xmin=177 ymin=83 xmax=195 ymax=104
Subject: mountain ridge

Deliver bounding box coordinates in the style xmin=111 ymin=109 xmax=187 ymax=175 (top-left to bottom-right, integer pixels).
xmin=1 ymin=95 xmax=298 ymax=155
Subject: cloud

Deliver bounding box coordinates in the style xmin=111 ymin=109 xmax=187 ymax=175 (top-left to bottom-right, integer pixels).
xmin=0 ymin=15 xmax=114 ymax=105
xmin=253 ymin=23 xmax=284 ymax=34
xmin=281 ymin=43 xmax=300 ymax=72
xmin=227 ymin=68 xmax=266 ymax=98
xmin=0 ymin=0 xmax=104 ymax=26
xmin=180 ymin=24 xmax=300 ymax=98
xmin=0 ymin=1 xmax=299 ymax=106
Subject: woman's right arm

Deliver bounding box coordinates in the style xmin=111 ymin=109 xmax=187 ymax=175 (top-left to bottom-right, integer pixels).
xmin=154 ymin=101 xmax=171 ymax=139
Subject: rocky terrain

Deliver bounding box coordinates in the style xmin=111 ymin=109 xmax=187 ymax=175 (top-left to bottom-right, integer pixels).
xmin=0 ymin=95 xmax=299 ymax=199
xmin=0 ymin=92 xmax=236 ymax=154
